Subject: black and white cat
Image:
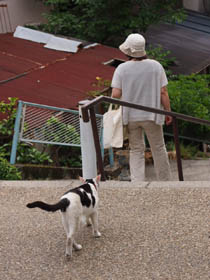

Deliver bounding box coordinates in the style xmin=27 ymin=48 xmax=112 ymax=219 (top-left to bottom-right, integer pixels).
xmin=26 ymin=175 xmax=101 ymax=258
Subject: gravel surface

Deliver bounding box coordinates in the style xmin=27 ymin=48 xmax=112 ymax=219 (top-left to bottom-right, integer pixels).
xmin=1 ymin=181 xmax=210 ymax=280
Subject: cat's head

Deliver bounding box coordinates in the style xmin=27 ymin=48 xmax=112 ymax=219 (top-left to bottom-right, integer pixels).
xmin=79 ymin=174 xmax=101 ymax=188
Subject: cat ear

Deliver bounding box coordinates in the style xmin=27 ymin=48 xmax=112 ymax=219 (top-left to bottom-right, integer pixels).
xmin=79 ymin=176 xmax=85 ymax=183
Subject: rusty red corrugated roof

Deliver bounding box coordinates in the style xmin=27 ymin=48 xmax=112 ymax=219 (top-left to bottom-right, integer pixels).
xmin=0 ymin=32 xmax=126 ymax=109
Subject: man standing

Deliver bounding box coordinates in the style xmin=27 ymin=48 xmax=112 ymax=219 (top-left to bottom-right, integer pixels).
xmin=111 ymin=33 xmax=172 ymax=181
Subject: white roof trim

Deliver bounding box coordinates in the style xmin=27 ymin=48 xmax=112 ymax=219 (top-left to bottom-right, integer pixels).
xmin=14 ymin=26 xmax=51 ymax=44
xmin=84 ymin=43 xmax=99 ymax=49
xmin=13 ymin=26 xmax=81 ymax=53
xmin=44 ymin=36 xmax=81 ymax=53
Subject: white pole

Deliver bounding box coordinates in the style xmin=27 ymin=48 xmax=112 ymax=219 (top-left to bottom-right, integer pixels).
xmin=79 ymin=100 xmax=97 ymax=179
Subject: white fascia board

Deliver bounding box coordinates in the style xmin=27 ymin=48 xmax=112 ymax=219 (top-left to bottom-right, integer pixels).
xmin=13 ymin=26 xmax=52 ymax=44
xmin=44 ymin=36 xmax=81 ymax=53
xmin=14 ymin=26 xmax=83 ymax=53
xmin=84 ymin=43 xmax=99 ymax=49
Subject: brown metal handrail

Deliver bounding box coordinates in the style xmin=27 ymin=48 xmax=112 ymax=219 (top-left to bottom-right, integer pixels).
xmin=81 ymin=95 xmax=210 ymax=181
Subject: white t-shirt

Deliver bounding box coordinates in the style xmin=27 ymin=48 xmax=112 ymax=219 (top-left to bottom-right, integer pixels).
xmin=111 ymin=59 xmax=168 ymax=125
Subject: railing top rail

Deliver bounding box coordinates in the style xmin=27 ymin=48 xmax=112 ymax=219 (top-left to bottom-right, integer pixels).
xmin=21 ymin=100 xmax=79 ymax=114
xmin=20 ymin=100 xmax=103 ymax=118
xmin=81 ymin=95 xmax=210 ymax=127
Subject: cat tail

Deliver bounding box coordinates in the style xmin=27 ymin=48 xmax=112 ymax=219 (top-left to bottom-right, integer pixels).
xmin=26 ymin=198 xmax=70 ymax=212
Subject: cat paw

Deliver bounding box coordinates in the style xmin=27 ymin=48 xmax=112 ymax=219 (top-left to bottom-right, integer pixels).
xmin=65 ymin=252 xmax=72 ymax=259
xmin=94 ymin=231 xmax=101 ymax=238
xmin=74 ymin=243 xmax=82 ymax=251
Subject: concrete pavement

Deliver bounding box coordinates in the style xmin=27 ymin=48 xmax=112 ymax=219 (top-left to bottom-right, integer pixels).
xmin=0 ymin=159 xmax=210 ymax=280
xmin=145 ymin=159 xmax=210 ymax=182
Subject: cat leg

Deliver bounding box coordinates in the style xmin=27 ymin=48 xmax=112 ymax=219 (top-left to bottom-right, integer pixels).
xmin=66 ymin=235 xmax=82 ymax=256
xmin=73 ymin=217 xmax=82 ymax=251
xmin=61 ymin=213 xmax=73 ymax=257
xmin=86 ymin=217 xmax=92 ymax=227
xmin=61 ymin=213 xmax=70 ymax=236
xmin=90 ymin=211 xmax=101 ymax=238
xmin=66 ymin=235 xmax=73 ymax=257
xmin=65 ymin=219 xmax=76 ymax=257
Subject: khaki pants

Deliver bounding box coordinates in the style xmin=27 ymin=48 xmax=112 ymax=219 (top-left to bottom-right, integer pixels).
xmin=128 ymin=121 xmax=171 ymax=181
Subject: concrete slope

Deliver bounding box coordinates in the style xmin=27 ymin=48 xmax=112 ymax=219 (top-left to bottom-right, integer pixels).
xmin=0 ymin=179 xmax=210 ymax=280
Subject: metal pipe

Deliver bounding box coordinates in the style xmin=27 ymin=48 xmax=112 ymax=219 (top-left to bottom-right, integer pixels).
xmin=173 ymin=117 xmax=184 ymax=181
xmin=10 ymin=101 xmax=23 ymax=164
xmin=89 ymin=107 xmax=106 ymax=181
xmin=81 ymin=96 xmax=210 ymax=126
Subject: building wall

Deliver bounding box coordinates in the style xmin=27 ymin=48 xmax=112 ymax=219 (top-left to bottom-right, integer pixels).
xmin=183 ymin=0 xmax=205 ymax=13
xmin=0 ymin=0 xmax=49 ymax=33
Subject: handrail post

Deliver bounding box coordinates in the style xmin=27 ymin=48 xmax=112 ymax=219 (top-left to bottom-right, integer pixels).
xmin=89 ymin=107 xmax=106 ymax=181
xmin=10 ymin=101 xmax=23 ymax=164
xmin=79 ymin=101 xmax=97 ymax=180
xmin=173 ymin=117 xmax=184 ymax=181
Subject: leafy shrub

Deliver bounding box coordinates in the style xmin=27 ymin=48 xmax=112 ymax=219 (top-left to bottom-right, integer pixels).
xmin=0 ymin=143 xmax=53 ymax=165
xmin=166 ymin=141 xmax=208 ymax=159
xmin=16 ymin=144 xmax=53 ymax=165
xmin=167 ymin=74 xmax=210 ymax=141
xmin=147 ymin=45 xmax=176 ymax=77
xmin=0 ymin=157 xmax=22 ymax=180
xmin=58 ymin=146 xmax=82 ymax=167
xmin=180 ymin=143 xmax=198 ymax=159
xmin=0 ymin=97 xmax=17 ymax=140
xmin=43 ymin=116 xmax=80 ymax=144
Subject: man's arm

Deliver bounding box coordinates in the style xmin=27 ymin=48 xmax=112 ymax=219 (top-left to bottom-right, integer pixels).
xmin=161 ymin=86 xmax=172 ymax=125
xmin=111 ymin=88 xmax=122 ymax=99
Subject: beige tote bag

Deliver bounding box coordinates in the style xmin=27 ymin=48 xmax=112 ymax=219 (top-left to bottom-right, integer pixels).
xmin=103 ymin=104 xmax=123 ymax=149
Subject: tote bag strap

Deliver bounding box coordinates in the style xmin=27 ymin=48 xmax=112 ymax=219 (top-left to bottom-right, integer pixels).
xmin=108 ymin=104 xmax=113 ymax=111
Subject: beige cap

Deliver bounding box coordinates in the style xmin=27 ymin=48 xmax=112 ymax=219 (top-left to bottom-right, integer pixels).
xmin=119 ymin=33 xmax=146 ymax=58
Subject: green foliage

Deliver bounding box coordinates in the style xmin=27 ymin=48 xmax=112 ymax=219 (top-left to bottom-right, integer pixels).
xmin=167 ymin=74 xmax=210 ymax=140
xmin=166 ymin=141 xmax=175 ymax=152
xmin=42 ymin=116 xmax=81 ymax=167
xmin=0 ymin=157 xmax=22 ymax=180
xmin=42 ymin=11 xmax=81 ymax=35
xmin=166 ymin=141 xmax=208 ymax=159
xmin=87 ymin=76 xmax=111 ymax=97
xmin=16 ymin=144 xmax=53 ymax=165
xmin=0 ymin=98 xmax=81 ymax=168
xmin=43 ymin=116 xmax=80 ymax=144
xmin=58 ymin=146 xmax=82 ymax=167
xmin=181 ymin=143 xmax=209 ymax=159
xmin=41 ymin=0 xmax=185 ymax=46
xmin=147 ymin=45 xmax=176 ymax=77
xmin=0 ymin=143 xmax=53 ymax=165
xmin=44 ymin=0 xmax=70 ymax=5
xmin=180 ymin=143 xmax=199 ymax=159
xmin=0 ymin=97 xmax=18 ymax=137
